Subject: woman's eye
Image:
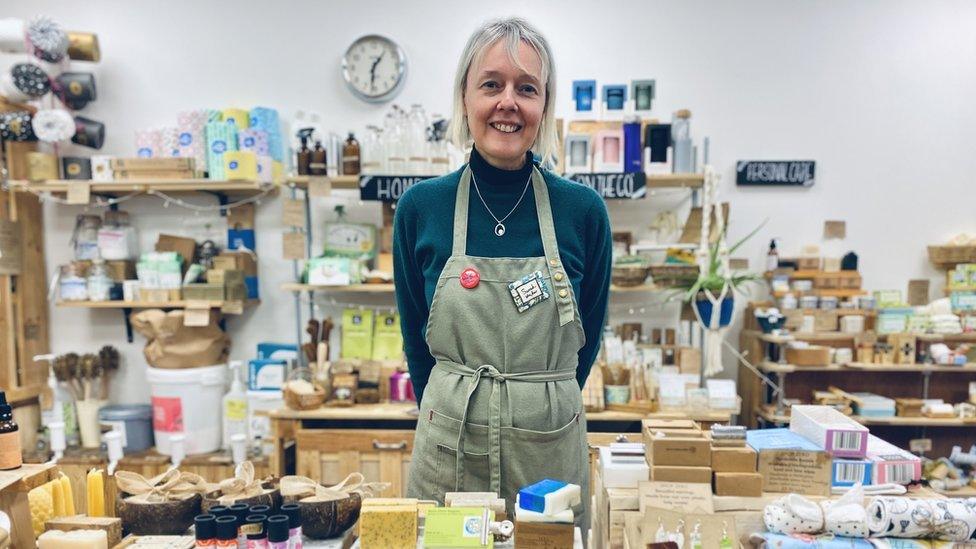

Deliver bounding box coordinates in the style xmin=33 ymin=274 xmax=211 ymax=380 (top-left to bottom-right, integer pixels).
xmin=482 ymin=81 xmax=498 ymax=89
xmin=521 ymin=85 xmax=537 ymax=94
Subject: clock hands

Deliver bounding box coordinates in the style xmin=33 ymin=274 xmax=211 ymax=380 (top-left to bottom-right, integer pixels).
xmin=369 ymin=51 xmax=385 ymax=88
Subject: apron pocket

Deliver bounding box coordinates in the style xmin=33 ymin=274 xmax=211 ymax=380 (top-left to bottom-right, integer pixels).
xmin=435 ymin=444 xmax=491 ymax=493
xmin=500 ymin=412 xmax=584 ymax=491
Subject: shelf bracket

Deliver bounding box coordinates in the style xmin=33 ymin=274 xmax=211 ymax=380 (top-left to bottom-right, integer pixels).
xmin=122 ymin=307 xmax=134 ymax=343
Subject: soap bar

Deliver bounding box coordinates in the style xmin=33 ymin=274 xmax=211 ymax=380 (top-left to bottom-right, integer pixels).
xmin=359 ymin=505 xmax=417 ymax=549
xmin=38 ymin=529 xmax=108 ymax=549
xmin=514 ymin=498 xmax=574 ymax=523
xmin=516 ymin=479 xmax=580 ymax=516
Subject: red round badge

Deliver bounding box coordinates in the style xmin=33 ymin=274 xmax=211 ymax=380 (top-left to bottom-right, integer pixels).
xmin=459 ymin=267 xmax=480 ymax=289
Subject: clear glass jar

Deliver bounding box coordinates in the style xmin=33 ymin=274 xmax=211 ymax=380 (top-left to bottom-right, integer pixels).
xmin=86 ymin=259 xmax=113 ymax=302
xmin=59 ymin=263 xmax=88 ymax=301
xmin=73 ymin=215 xmax=101 ymax=260
xmin=98 ymin=210 xmax=139 ymax=261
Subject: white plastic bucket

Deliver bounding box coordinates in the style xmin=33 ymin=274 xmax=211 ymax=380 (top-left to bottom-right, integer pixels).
xmin=147 ymin=364 xmax=226 ymax=455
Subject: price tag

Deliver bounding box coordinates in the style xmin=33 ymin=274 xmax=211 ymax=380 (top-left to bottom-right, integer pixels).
xmin=221 ymin=300 xmax=244 ymax=315
xmin=308 ymin=176 xmax=332 ymax=198
xmin=66 ymin=182 xmax=91 ymax=205
xmin=282 ymin=232 xmax=306 ymax=260
xmin=183 ymin=302 xmax=211 ymax=327
xmin=640 ymin=481 xmax=714 ymax=514
xmin=282 ymin=198 xmax=305 ymax=228
xmin=909 ymin=438 xmax=932 ymax=453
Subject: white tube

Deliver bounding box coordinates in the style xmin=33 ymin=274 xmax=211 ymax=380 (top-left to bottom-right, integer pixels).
xmin=48 ymin=421 xmax=65 ymax=462
xmin=104 ymin=430 xmax=123 ymax=475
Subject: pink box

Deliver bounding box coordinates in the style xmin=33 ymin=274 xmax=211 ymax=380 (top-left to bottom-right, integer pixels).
xmin=867 ymin=434 xmax=921 ymax=485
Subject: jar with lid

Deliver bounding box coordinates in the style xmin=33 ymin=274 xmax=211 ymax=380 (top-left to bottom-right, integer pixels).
xmin=59 ymin=263 xmax=88 ymax=302
xmin=72 ymin=215 xmax=102 ymax=261
xmin=98 ymin=211 xmax=139 ymax=261
xmin=86 ymin=259 xmax=113 ymax=302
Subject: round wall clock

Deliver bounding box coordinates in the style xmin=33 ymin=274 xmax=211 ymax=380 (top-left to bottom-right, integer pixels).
xmin=342 ymin=34 xmax=407 ymax=103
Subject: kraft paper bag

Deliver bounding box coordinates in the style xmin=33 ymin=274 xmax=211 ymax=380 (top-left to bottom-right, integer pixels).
xmin=131 ymin=309 xmax=230 ymax=368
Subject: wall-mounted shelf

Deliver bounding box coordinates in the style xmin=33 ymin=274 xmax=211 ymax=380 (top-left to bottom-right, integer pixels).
xmin=759 ymin=360 xmax=976 ymax=374
xmin=281 ymin=173 xmax=706 ymax=192
xmin=772 ymin=288 xmax=867 ymax=298
xmin=756 ymin=406 xmax=976 ymax=428
xmin=8 ymin=178 xmax=274 ymax=197
xmin=282 ymin=283 xmax=394 ymax=293
xmin=57 ymin=299 xmax=260 ymax=309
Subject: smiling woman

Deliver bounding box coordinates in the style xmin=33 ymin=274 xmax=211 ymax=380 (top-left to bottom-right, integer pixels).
xmin=394 ymin=17 xmax=612 ymax=534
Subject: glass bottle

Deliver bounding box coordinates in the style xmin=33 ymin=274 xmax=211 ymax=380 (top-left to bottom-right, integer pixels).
xmin=72 ymin=214 xmax=102 ymax=260
xmin=385 ymin=106 xmax=406 ymax=173
xmin=361 ymin=125 xmax=382 ymax=174
xmin=407 ymin=104 xmax=429 ymax=174
xmin=86 ymin=259 xmax=113 ymax=302
xmin=60 ymin=262 xmax=88 ymax=301
xmin=342 ymin=132 xmax=361 ymax=175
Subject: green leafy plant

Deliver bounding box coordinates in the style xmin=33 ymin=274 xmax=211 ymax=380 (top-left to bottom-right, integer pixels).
xmin=672 ymin=221 xmax=767 ymax=302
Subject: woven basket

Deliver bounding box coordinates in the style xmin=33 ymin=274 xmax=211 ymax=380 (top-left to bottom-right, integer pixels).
xmin=284 ymin=382 xmax=326 ymax=410
xmin=928 ymin=245 xmax=976 ymax=268
xmin=612 ymin=265 xmax=649 ymax=287
xmin=648 ymin=264 xmax=699 ymax=288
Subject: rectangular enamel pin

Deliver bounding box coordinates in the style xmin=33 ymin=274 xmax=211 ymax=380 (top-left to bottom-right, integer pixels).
xmin=509 ymin=270 xmax=551 ymax=313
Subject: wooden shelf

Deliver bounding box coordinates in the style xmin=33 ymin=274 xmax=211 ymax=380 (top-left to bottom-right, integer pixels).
xmin=756 ymin=406 xmax=975 ymax=427
xmin=0 ymin=463 xmax=58 ymax=493
xmin=8 ymin=179 xmax=274 ymax=197
xmin=757 ymin=331 xmax=859 ymax=344
xmin=760 ymin=360 xmax=976 ymax=374
xmin=282 ymin=283 xmax=394 ymax=293
xmin=56 ymin=299 xmax=260 ymax=309
xmin=945 ymin=287 xmax=976 ymax=294
xmin=283 ymin=173 xmax=705 ymax=192
xmin=772 ymin=288 xmax=866 ymax=298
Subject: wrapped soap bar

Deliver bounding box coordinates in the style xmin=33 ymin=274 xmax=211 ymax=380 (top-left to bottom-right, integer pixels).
xmin=249 ymin=107 xmax=283 ymax=162
xmin=37 ymin=529 xmax=109 ymax=549
xmin=221 ymin=108 xmax=249 ymax=130
xmin=176 ymin=110 xmax=208 ymax=174
xmin=205 ymin=121 xmax=238 ymax=180
xmin=514 ymin=498 xmax=574 ymax=523
xmin=223 ymin=151 xmax=258 ymax=180
xmin=135 ymin=129 xmax=161 ymax=158
xmin=516 ymin=479 xmax=580 ymax=516
xmin=238 ymin=128 xmax=269 ymax=156
xmin=359 ymin=505 xmax=417 ymax=549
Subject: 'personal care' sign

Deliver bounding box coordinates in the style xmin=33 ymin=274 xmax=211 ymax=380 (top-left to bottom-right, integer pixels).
xmin=360 ymin=175 xmax=434 ymax=201
xmin=736 ymin=160 xmax=816 ymax=187
xmin=566 ymin=172 xmax=646 ymax=199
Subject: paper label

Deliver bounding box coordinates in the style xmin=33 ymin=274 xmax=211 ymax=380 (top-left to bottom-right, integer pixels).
xmin=282 ymin=198 xmax=305 ymax=227
xmin=0 ymin=431 xmax=21 ymax=469
xmin=225 ymin=399 xmax=247 ymax=422
xmin=183 ymin=303 xmax=211 ymax=327
xmin=151 ymin=396 xmax=183 ymax=433
xmin=67 ymin=182 xmax=91 ymax=204
xmin=758 ymin=450 xmax=831 ymax=496
xmin=283 ymin=232 xmax=306 ymax=260
xmin=639 ymin=481 xmax=714 ymax=514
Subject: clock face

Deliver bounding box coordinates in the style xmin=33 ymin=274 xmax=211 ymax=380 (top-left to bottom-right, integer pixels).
xmin=342 ymin=35 xmax=407 ymax=103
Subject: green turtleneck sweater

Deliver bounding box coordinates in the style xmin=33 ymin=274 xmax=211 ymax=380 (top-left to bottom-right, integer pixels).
xmin=393 ymin=148 xmax=612 ymax=405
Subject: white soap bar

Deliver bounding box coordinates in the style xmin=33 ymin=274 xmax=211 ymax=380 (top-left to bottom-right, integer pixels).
xmin=516 ymin=479 xmax=581 ymax=515
xmin=515 ymin=497 xmax=575 ymax=523
xmin=38 ymin=529 xmax=109 ymax=549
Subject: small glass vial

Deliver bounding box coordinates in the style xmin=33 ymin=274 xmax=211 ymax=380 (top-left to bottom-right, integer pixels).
xmin=86 ymin=259 xmax=113 ymax=302
xmin=0 ymin=391 xmax=22 ymax=470
xmin=266 ymin=516 xmax=289 ymax=549
xmin=342 ymin=132 xmax=360 ymax=175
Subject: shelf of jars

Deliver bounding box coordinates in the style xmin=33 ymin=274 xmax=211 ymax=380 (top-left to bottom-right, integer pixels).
xmin=7 ymin=178 xmax=274 ymax=197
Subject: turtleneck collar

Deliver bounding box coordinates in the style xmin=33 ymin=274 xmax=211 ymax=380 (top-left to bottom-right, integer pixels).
xmin=469 ymin=147 xmax=534 ymax=187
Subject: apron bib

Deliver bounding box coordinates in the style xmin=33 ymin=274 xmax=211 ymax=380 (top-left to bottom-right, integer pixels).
xmin=407 ymin=165 xmax=589 ymax=528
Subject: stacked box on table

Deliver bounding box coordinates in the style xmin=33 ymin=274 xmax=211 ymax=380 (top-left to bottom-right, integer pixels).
xmin=747 ymin=428 xmax=832 ymax=494
xmin=867 ymin=434 xmax=921 ymax=485
xmin=789 ymin=404 xmax=869 ymax=458
xmin=599 ymin=444 xmax=648 ymax=488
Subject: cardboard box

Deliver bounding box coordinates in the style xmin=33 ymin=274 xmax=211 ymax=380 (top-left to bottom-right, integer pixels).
xmin=155 ymin=234 xmax=197 ymax=267
xmin=110 ymin=157 xmax=195 ymax=171
xmin=514 ymin=520 xmax=574 ymax=548
xmin=651 ymin=465 xmax=712 ymax=483
xmin=359 ymin=505 xmax=417 ymax=549
xmin=215 ymin=251 xmax=257 ymax=276
xmin=599 ymin=446 xmax=649 ymax=489
xmin=711 ymin=446 xmax=757 ymax=473
xmin=757 ymin=449 xmax=831 ymax=496
xmin=643 ymin=419 xmax=700 ymax=431
xmin=105 ymin=260 xmax=136 ymax=282
xmin=714 ymin=472 xmax=763 ymax=497
xmin=648 ymin=435 xmax=711 ymax=467
xmin=225 ymin=283 xmax=248 ymax=302
xmin=790 ymin=405 xmax=868 ymax=458
xmin=206 ymin=268 xmax=245 ymax=286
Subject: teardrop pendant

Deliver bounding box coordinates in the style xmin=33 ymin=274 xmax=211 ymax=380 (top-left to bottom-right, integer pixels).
xmin=494 ymin=223 xmax=506 ymax=237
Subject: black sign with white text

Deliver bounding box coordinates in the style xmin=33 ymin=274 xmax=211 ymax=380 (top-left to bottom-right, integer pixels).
xmin=359 ymin=175 xmax=434 ymax=201
xmin=565 ymin=172 xmax=647 ymax=199
xmin=736 ymin=160 xmax=816 ymax=187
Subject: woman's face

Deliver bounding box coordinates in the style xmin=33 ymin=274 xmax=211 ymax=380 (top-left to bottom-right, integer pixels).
xmin=463 ymin=39 xmax=545 ymax=170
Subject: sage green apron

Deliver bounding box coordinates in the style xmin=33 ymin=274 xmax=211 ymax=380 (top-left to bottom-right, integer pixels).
xmin=407 ymin=165 xmax=589 ymax=530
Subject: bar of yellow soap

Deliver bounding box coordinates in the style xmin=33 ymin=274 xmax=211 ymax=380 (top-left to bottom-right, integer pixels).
xmin=61 ymin=474 xmax=76 ymax=515
xmin=51 ymin=478 xmax=65 ymax=517
xmin=87 ymin=469 xmax=105 ymax=517
xmin=359 ymin=506 xmax=417 ymax=549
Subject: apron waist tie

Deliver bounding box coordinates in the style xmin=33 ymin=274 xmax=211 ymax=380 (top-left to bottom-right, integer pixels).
xmin=436 ymin=359 xmax=577 ymax=495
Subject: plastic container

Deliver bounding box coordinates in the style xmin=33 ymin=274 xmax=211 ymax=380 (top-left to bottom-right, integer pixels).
xmin=98 ymin=210 xmax=139 ymax=261
xmin=147 ymin=364 xmax=226 ymax=455
xmin=98 ymin=404 xmax=154 ymax=453
xmin=86 ymin=259 xmax=113 ymax=302
xmin=73 ymin=214 xmax=101 ymax=260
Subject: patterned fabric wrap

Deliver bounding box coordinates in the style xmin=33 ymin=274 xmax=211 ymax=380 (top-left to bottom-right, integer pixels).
xmin=866 ymin=497 xmax=976 ymax=541
xmin=765 ymin=494 xmax=826 ymax=535
xmin=159 ymin=127 xmax=181 ymax=157
xmin=27 ymin=16 xmax=68 ymax=62
xmin=249 ymin=107 xmax=284 ymax=161
xmin=205 ymin=121 xmax=238 ymax=180
xmin=135 ymin=129 xmax=162 ymax=158
xmin=238 ymin=128 xmax=269 ymax=156
xmin=11 ymin=62 xmax=50 ymax=97
xmin=176 ymin=110 xmax=208 ymax=171
xmin=0 ymin=111 xmax=37 ymax=141
xmin=32 ymin=109 xmax=75 ymax=142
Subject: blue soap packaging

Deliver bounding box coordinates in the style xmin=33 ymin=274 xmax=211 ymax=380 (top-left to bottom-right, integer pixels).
xmin=516 ymin=479 xmax=581 ymax=516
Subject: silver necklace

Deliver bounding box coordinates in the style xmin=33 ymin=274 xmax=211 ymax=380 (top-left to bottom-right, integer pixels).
xmin=470 ymin=170 xmax=532 ymax=237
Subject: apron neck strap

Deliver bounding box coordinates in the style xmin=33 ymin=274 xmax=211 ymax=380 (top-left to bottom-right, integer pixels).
xmin=452 ymin=165 xmax=560 ymax=263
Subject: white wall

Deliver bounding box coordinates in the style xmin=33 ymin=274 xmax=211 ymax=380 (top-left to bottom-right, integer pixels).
xmin=4 ymin=0 xmax=976 ymax=402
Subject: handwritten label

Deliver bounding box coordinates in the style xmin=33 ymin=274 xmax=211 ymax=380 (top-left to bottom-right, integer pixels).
xmin=282 ymin=198 xmax=305 ymax=227
xmin=736 ymin=160 xmax=816 ymax=187
xmin=639 ymin=481 xmax=714 ymax=514
xmin=183 ymin=302 xmax=211 ymax=327
xmin=359 ymin=175 xmax=433 ymax=201
xmin=67 ymin=182 xmax=91 ymax=204
xmin=308 ymin=176 xmax=332 ymax=198
xmin=758 ymin=450 xmax=831 ymax=496
xmin=565 ymin=172 xmax=646 ymax=199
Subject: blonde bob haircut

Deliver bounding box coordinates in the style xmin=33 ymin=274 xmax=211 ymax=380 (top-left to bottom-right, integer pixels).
xmin=449 ymin=17 xmax=559 ymax=168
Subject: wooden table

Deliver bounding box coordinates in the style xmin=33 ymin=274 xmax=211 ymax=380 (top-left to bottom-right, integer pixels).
xmin=268 ymin=402 xmax=733 ymax=499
